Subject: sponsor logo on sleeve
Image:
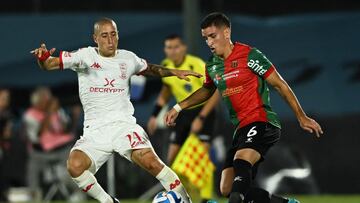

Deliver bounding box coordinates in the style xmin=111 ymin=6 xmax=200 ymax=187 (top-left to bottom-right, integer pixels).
xmin=247 ymin=59 xmax=267 ymax=75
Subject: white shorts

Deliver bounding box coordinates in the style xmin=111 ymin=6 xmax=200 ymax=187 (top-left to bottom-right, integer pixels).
xmin=71 ymin=121 xmax=153 ymax=173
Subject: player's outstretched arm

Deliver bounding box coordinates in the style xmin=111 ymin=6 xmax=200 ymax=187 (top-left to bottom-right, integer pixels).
xmin=142 ymin=63 xmax=202 ymax=81
xmin=266 ymin=69 xmax=323 ymax=137
xmin=164 ymin=85 xmax=216 ymax=127
xmin=30 ymin=43 xmax=60 ymax=71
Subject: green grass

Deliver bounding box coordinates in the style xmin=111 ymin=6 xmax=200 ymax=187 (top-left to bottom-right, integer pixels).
xmin=51 ymin=195 xmax=360 ymax=203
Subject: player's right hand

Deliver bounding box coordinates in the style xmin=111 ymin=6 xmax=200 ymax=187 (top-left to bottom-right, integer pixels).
xmin=164 ymin=108 xmax=179 ymax=127
xmin=147 ymin=116 xmax=158 ymax=135
xmin=30 ymin=43 xmax=56 ymax=62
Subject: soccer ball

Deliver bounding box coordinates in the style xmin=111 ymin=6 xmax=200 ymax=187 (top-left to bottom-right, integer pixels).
xmin=152 ymin=190 xmax=184 ymax=203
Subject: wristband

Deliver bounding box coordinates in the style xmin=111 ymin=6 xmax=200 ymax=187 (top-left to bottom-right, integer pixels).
xmin=173 ymin=104 xmax=182 ymax=113
xmin=151 ymin=104 xmax=162 ymax=117
xmin=37 ymin=51 xmax=51 ymax=62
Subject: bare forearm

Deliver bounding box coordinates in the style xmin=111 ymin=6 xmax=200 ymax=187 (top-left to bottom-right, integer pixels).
xmin=275 ymin=82 xmax=306 ymax=121
xmin=179 ymin=86 xmax=216 ymax=110
xmin=266 ymin=70 xmax=307 ymax=122
xmin=143 ymin=63 xmax=177 ymax=77
xmin=199 ymin=89 xmax=220 ymax=117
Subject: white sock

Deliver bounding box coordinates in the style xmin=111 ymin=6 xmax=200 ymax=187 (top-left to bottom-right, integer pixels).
xmin=72 ymin=170 xmax=113 ymax=203
xmin=156 ymin=166 xmax=191 ymax=203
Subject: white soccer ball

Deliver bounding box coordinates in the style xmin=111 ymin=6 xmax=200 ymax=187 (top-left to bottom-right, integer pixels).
xmin=152 ymin=190 xmax=184 ymax=203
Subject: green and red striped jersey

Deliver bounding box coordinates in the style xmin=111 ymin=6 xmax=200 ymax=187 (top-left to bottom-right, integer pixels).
xmin=204 ymin=42 xmax=281 ymax=129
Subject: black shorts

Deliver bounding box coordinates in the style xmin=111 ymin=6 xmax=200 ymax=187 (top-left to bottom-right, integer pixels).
xmin=170 ymin=105 xmax=215 ymax=145
xmin=223 ymin=122 xmax=280 ymax=175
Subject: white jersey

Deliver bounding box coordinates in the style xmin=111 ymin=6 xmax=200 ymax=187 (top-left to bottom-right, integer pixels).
xmin=59 ymin=47 xmax=147 ymax=129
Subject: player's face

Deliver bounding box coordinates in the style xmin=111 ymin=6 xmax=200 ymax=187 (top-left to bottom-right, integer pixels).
xmin=201 ymin=25 xmax=230 ymax=57
xmin=164 ymin=38 xmax=186 ymax=63
xmin=93 ymin=22 xmax=119 ymax=57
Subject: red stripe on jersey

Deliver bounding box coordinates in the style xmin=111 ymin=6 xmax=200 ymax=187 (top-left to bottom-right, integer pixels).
xmin=224 ymin=43 xmax=268 ymax=127
xmin=263 ymin=65 xmax=275 ymax=79
xmin=59 ymin=51 xmax=64 ymax=70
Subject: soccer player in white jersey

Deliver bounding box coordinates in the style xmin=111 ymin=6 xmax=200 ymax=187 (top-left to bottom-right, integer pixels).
xmin=30 ymin=18 xmax=201 ymax=203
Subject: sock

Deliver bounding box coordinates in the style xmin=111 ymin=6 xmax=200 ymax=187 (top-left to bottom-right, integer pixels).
xmin=270 ymin=194 xmax=289 ymax=203
xmin=228 ymin=159 xmax=252 ymax=203
xmin=244 ymin=187 xmax=288 ymax=203
xmin=156 ymin=166 xmax=191 ymax=203
xmin=72 ymin=170 xmax=113 ymax=203
xmin=244 ymin=187 xmax=270 ymax=203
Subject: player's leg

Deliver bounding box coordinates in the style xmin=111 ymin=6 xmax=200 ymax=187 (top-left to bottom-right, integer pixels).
xmin=227 ymin=148 xmax=260 ymax=203
xmin=167 ymin=109 xmax=194 ymax=165
xmin=67 ymin=127 xmax=118 ymax=203
xmin=167 ymin=143 xmax=181 ymax=165
xmin=228 ymin=122 xmax=277 ymax=203
xmin=116 ymin=123 xmax=191 ymax=202
xmin=131 ymin=148 xmax=192 ymax=202
xmin=67 ymin=149 xmax=115 ymax=203
xmin=220 ymin=161 xmax=295 ymax=203
xmin=220 ymin=167 xmax=235 ymax=197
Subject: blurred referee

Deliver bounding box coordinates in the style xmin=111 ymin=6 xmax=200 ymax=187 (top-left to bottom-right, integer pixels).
xmin=147 ymin=34 xmax=220 ymax=203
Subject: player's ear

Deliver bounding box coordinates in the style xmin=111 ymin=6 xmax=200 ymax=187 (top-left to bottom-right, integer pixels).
xmin=93 ymin=34 xmax=98 ymax=44
xmin=224 ymin=27 xmax=231 ymax=40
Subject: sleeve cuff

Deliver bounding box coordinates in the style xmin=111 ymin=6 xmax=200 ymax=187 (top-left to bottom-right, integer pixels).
xmin=136 ymin=59 xmax=148 ymax=75
xmin=59 ymin=51 xmax=64 ymax=70
xmin=263 ymin=65 xmax=275 ymax=79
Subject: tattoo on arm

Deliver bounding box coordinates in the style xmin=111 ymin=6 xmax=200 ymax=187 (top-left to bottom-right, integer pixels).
xmin=144 ymin=63 xmax=174 ymax=77
xmin=139 ymin=149 xmax=152 ymax=157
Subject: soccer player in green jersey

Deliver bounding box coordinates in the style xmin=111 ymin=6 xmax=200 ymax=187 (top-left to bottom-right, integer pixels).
xmin=164 ymin=12 xmax=323 ymax=203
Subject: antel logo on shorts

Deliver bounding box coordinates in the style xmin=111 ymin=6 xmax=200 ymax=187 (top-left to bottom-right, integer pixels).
xmin=89 ymin=78 xmax=124 ymax=93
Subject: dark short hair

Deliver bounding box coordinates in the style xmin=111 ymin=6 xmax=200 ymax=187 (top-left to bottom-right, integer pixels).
xmin=201 ymin=12 xmax=231 ymax=29
xmin=164 ymin=34 xmax=185 ymax=44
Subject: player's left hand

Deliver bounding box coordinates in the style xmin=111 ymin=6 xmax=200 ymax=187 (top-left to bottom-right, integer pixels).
xmin=164 ymin=108 xmax=179 ymax=127
xmin=190 ymin=117 xmax=203 ymax=134
xmin=30 ymin=43 xmax=56 ymax=62
xmin=299 ymin=116 xmax=323 ymax=138
xmin=174 ymin=70 xmax=202 ymax=81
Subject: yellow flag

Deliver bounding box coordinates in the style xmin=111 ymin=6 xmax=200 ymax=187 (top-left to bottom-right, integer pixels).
xmin=171 ymin=133 xmax=215 ymax=190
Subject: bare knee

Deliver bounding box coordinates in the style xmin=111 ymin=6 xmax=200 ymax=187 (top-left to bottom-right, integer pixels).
xmin=234 ymin=148 xmax=261 ymax=165
xmin=67 ymin=150 xmax=91 ymax=178
xmin=167 ymin=144 xmax=180 ymax=165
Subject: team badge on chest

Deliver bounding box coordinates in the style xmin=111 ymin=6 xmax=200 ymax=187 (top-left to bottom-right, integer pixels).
xmin=231 ymin=60 xmax=238 ymax=68
xmin=119 ymin=63 xmax=127 ymax=79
